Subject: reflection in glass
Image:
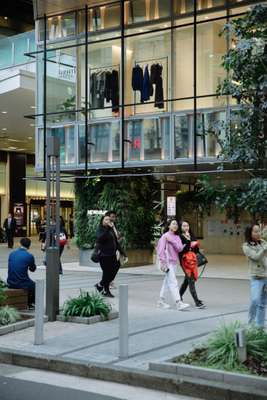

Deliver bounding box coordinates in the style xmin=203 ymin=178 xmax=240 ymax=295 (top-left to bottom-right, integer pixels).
xmin=46 ymin=47 xmax=76 ymax=120
xmin=197 ymin=110 xmax=226 ymax=157
xmin=174 ymin=115 xmax=190 ymax=158
xmin=126 ymin=0 xmax=170 ymax=24
xmin=127 ymin=117 xmax=170 ymax=161
xmin=48 ymin=126 xmax=75 ymax=164
xmin=47 ymin=13 xmax=76 ymax=41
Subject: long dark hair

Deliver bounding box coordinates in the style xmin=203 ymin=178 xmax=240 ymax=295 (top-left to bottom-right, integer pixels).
xmin=179 ymin=220 xmax=195 ymax=237
xmin=163 ymin=219 xmax=178 ymax=235
xmin=244 ymin=224 xmax=260 ymax=243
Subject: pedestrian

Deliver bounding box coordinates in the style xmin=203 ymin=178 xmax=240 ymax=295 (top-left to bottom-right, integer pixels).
xmin=3 ymin=213 xmax=16 ymax=249
xmin=7 ymin=237 xmax=36 ymax=310
xmin=59 ymin=216 xmax=69 ymax=275
xmin=105 ymin=210 xmax=127 ymax=289
xmin=243 ymin=223 xmax=267 ymax=328
xmin=157 ymin=219 xmax=190 ymax=310
xmin=35 ymin=215 xmax=41 ymax=235
xmin=69 ymin=213 xmax=74 ymax=238
xmin=94 ymin=215 xmax=124 ymax=298
xmin=178 ymin=221 xmax=206 ymax=309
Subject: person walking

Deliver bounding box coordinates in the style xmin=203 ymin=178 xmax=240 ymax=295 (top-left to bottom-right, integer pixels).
xmin=59 ymin=216 xmax=68 ymax=275
xmin=157 ymin=219 xmax=190 ymax=310
xmin=3 ymin=213 xmax=16 ymax=249
xmin=178 ymin=221 xmax=206 ymax=309
xmin=105 ymin=210 xmax=127 ymax=289
xmin=94 ymin=215 xmax=123 ymax=298
xmin=243 ymin=223 xmax=267 ymax=328
xmin=69 ymin=213 xmax=74 ymax=238
xmin=7 ymin=237 xmax=36 ymax=309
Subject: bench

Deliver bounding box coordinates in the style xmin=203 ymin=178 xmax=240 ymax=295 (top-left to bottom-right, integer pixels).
xmin=2 ymin=288 xmax=28 ymax=310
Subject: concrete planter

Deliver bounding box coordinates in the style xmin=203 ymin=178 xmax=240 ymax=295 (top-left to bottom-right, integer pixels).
xmin=0 ymin=314 xmax=48 ymax=336
xmin=56 ymin=310 xmax=118 ymax=324
xmin=124 ymin=249 xmax=153 ymax=267
xmin=79 ymin=248 xmax=92 ymax=266
xmin=149 ymin=361 xmax=267 ymax=391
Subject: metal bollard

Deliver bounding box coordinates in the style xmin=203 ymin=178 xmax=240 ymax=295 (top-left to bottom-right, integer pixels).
xmin=235 ymin=328 xmax=247 ymax=362
xmin=119 ymin=284 xmax=129 ymax=359
xmin=34 ymin=279 xmax=45 ymax=345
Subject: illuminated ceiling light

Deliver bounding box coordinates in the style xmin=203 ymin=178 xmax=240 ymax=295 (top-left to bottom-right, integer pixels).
xmin=2 ymin=128 xmax=7 ymax=131
xmin=4 ymin=16 xmax=8 ymax=20
xmin=30 ymin=124 xmax=35 ymax=127
xmin=30 ymin=106 xmax=36 ymax=109
xmin=8 ymin=146 xmax=17 ymax=150
xmin=1 ymin=111 xmax=7 ymax=114
xmin=28 ymin=136 xmax=33 ymax=139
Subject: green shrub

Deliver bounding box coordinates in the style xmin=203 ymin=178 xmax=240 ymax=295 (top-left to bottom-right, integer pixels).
xmin=0 ymin=306 xmax=20 ymax=326
xmin=0 ymin=284 xmax=7 ymax=306
xmin=62 ymin=291 xmax=111 ymax=318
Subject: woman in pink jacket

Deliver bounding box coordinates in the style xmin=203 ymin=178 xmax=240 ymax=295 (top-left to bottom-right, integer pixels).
xmin=157 ymin=219 xmax=190 ymax=310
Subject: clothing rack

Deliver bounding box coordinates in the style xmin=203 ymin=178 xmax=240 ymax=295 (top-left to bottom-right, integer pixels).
xmin=133 ymin=56 xmax=168 ymax=115
xmin=135 ymin=57 xmax=167 ymax=65
xmin=89 ymin=64 xmax=119 ymax=73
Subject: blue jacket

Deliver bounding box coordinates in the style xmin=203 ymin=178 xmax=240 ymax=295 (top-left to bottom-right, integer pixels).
xmin=7 ymin=248 xmax=36 ymax=289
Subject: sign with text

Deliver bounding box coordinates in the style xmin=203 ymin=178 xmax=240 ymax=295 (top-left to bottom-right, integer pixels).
xmin=167 ymin=196 xmax=176 ymax=217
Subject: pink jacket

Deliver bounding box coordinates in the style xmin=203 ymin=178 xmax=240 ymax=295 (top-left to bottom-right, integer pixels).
xmin=157 ymin=232 xmax=184 ymax=264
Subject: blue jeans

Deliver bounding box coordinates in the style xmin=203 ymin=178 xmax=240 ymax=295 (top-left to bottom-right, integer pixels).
xmin=248 ymin=278 xmax=267 ymax=327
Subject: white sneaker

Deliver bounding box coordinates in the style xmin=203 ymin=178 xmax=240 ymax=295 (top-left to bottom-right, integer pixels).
xmin=157 ymin=299 xmax=171 ymax=309
xmin=176 ymin=301 xmax=190 ymax=311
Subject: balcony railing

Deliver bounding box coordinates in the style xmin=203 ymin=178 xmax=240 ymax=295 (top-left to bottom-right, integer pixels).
xmin=0 ymin=30 xmax=35 ymax=70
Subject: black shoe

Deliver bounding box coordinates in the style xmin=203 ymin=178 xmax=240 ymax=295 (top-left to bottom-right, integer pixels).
xmin=196 ymin=301 xmax=206 ymax=309
xmin=95 ymin=283 xmax=103 ymax=293
xmin=103 ymin=290 xmax=114 ymax=298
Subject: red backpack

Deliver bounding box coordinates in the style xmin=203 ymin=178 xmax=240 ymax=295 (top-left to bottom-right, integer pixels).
xmin=182 ymin=251 xmax=197 ymax=271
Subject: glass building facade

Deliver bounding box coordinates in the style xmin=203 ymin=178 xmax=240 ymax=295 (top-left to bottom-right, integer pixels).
xmin=32 ymin=0 xmax=264 ymax=171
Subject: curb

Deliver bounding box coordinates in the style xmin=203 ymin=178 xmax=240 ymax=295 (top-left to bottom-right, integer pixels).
xmin=0 ymin=315 xmax=48 ymax=336
xmin=149 ymin=361 xmax=267 ymax=391
xmin=0 ymin=349 xmax=266 ymax=400
xmin=56 ymin=311 xmax=119 ymax=324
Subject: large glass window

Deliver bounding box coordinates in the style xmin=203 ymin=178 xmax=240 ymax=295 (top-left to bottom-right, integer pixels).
xmin=78 ymin=121 xmax=120 ymax=164
xmin=125 ymin=0 xmax=171 ymax=25
xmin=125 ymin=30 xmax=171 ymax=116
xmin=48 ymin=126 xmax=76 ymax=165
xmin=78 ymin=2 xmax=121 ymax=34
xmin=197 ymin=19 xmax=227 ymax=96
xmin=127 ymin=116 xmax=170 ymax=161
xmin=47 ymin=13 xmax=76 ymax=41
xmin=46 ymin=47 xmax=77 ymax=121
xmin=174 ymin=26 xmax=194 ymax=101
xmin=174 ymin=114 xmax=191 ymax=159
xmin=197 ymin=109 xmax=226 ymax=158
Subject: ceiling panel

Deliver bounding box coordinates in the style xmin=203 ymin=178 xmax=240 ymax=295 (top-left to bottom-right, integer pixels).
xmin=34 ymin=0 xmax=115 ymax=18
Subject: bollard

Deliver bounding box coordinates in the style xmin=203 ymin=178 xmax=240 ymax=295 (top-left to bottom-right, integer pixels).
xmin=34 ymin=279 xmax=45 ymax=345
xmin=119 ymin=284 xmax=128 ymax=359
xmin=235 ymin=328 xmax=247 ymax=363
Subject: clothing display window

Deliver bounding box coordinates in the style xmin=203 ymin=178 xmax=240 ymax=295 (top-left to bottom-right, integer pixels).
xmin=132 ymin=61 xmax=165 ymax=109
xmin=89 ymin=66 xmax=120 ymax=113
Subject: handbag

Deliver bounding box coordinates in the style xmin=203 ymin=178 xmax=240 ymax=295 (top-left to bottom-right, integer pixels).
xmin=91 ymin=243 xmax=101 ymax=263
xmin=196 ymin=251 xmax=208 ymax=267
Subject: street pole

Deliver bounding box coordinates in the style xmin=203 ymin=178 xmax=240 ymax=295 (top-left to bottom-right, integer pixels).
xmin=45 ymin=136 xmax=60 ymax=321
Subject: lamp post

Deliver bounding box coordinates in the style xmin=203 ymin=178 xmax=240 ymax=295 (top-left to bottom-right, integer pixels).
xmin=45 ymin=136 xmax=60 ymax=321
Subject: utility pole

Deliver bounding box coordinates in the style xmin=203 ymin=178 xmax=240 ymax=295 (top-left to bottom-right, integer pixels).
xmin=45 ymin=136 xmax=60 ymax=321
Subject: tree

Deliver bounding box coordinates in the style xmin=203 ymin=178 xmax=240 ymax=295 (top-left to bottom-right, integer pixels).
xmin=212 ymin=4 xmax=267 ymax=168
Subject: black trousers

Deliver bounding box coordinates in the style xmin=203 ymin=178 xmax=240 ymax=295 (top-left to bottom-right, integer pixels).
xmin=99 ymin=255 xmax=120 ymax=292
xmin=179 ymin=275 xmax=200 ymax=305
xmin=6 ymin=231 xmax=14 ymax=248
xmin=59 ymin=245 xmax=64 ymax=274
xmin=28 ymin=286 xmax=35 ymax=306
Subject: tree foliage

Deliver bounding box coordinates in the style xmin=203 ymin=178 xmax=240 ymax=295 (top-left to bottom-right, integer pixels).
xmin=75 ymin=177 xmax=157 ymax=250
xmin=213 ymin=4 xmax=267 ymax=167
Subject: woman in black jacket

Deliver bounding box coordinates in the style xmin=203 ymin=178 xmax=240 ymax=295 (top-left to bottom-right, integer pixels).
xmin=179 ymin=221 xmax=205 ymax=309
xmin=95 ymin=215 xmax=124 ymax=298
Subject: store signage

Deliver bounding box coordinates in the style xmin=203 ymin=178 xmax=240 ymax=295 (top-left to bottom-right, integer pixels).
xmin=167 ymin=196 xmax=176 ymax=217
xmin=87 ymin=210 xmax=106 ymax=216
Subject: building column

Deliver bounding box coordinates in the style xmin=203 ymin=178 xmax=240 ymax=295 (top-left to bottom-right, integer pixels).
xmin=9 ymin=153 xmax=26 ymax=237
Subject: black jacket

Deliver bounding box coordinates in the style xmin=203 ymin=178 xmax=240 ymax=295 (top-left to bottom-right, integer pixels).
xmin=96 ymin=225 xmax=125 ymax=257
xmin=179 ymin=234 xmax=199 ymax=263
xmin=4 ymin=218 xmax=16 ymax=234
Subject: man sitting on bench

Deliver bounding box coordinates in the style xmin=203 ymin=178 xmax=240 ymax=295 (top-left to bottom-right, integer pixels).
xmin=7 ymin=237 xmax=36 ymax=310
